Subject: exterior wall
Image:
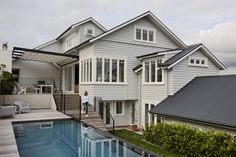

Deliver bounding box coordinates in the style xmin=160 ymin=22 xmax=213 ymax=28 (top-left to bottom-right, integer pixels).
xmin=4 ymin=94 xmax=55 ymax=110
xmin=162 ymin=117 xmax=236 ymax=136
xmin=37 ymin=41 xmax=62 ymax=53
xmin=172 ymin=50 xmax=220 ymax=93
xmin=0 ymin=49 xmax=12 ymax=72
xmin=102 ymin=17 xmax=179 ymax=49
xmin=12 ymin=60 xmax=61 ymax=88
xmin=62 ymin=22 xmax=104 ymax=52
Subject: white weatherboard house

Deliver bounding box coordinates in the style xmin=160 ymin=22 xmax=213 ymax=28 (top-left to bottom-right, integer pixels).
xmin=11 ymin=11 xmax=226 ymax=128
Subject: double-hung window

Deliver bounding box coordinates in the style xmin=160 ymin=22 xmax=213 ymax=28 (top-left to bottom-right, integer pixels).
xmin=144 ymin=59 xmax=163 ymax=83
xmin=95 ymin=57 xmax=126 ymax=83
xmin=80 ymin=58 xmax=92 ymax=83
xmin=116 ymin=101 xmax=124 ymax=115
xmin=134 ymin=27 xmax=156 ymax=43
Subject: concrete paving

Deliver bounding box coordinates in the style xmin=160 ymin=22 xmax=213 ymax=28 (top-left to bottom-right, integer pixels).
xmin=0 ymin=110 xmax=70 ymax=157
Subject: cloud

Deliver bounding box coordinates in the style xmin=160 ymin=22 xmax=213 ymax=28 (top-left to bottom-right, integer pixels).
xmin=194 ymin=21 xmax=236 ymax=67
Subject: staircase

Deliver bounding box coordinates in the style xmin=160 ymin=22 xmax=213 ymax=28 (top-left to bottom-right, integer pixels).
xmin=80 ymin=105 xmax=107 ymax=132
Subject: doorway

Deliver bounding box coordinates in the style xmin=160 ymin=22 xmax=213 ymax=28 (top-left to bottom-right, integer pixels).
xmin=12 ymin=68 xmax=20 ymax=82
xmin=74 ymin=64 xmax=79 ymax=93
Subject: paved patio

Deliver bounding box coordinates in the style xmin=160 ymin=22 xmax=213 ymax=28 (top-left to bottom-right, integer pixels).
xmin=0 ymin=110 xmax=70 ymax=157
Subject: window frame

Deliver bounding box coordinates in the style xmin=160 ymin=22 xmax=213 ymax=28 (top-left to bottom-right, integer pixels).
xmin=115 ymin=101 xmax=124 ymax=115
xmin=188 ymin=57 xmax=208 ymax=67
xmin=94 ymin=56 xmax=127 ymax=84
xmin=142 ymin=58 xmax=164 ymax=84
xmin=84 ymin=27 xmax=95 ymax=36
xmin=80 ymin=57 xmax=93 ymax=83
xmin=134 ymin=26 xmax=156 ymax=43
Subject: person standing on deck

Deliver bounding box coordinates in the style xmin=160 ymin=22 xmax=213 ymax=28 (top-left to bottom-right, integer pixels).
xmin=82 ymin=91 xmax=89 ymax=117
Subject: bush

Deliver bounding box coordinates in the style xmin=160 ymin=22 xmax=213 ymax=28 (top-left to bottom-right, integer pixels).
xmin=143 ymin=123 xmax=236 ymax=157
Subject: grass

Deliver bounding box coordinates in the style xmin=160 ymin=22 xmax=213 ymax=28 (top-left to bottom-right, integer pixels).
xmin=113 ymin=129 xmax=180 ymax=157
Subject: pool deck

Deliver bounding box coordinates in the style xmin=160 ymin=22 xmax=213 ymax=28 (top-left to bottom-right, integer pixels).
xmin=0 ymin=110 xmax=71 ymax=157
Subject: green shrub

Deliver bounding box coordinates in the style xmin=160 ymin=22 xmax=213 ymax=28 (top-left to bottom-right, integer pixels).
xmin=143 ymin=123 xmax=236 ymax=157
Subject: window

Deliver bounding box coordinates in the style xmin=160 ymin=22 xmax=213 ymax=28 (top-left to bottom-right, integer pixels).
xmin=135 ymin=27 xmax=156 ymax=42
xmin=112 ymin=59 xmax=117 ymax=82
xmin=116 ymin=101 xmax=123 ymax=115
xmin=136 ymin=28 xmax=141 ymax=40
xmin=145 ymin=62 xmax=149 ymax=82
xmin=95 ymin=57 xmax=126 ymax=83
xmin=104 ymin=59 xmax=110 ymax=82
xmin=85 ymin=27 xmax=94 ymax=36
xmin=66 ymin=34 xmax=76 ymax=50
xmin=80 ymin=58 xmax=93 ymax=83
xmin=189 ymin=57 xmax=207 ymax=67
xmin=144 ymin=59 xmax=163 ymax=83
xmin=96 ymin=58 xmax=102 ymax=82
xmin=119 ymin=60 xmax=124 ymax=82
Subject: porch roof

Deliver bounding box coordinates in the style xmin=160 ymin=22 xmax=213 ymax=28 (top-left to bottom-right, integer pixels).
xmin=12 ymin=47 xmax=79 ymax=66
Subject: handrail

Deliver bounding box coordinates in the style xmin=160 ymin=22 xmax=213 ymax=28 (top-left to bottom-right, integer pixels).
xmin=95 ymin=97 xmax=115 ymax=134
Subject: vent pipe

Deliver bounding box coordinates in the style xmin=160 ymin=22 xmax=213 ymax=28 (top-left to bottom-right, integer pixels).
xmin=2 ymin=42 xmax=8 ymax=51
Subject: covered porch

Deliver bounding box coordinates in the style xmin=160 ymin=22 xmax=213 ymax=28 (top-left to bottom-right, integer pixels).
xmin=12 ymin=47 xmax=80 ymax=94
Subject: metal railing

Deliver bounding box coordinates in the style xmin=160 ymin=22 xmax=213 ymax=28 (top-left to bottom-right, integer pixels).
xmin=94 ymin=97 xmax=115 ymax=134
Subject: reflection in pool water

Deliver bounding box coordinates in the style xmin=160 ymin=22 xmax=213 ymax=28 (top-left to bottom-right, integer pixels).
xmin=13 ymin=120 xmax=157 ymax=157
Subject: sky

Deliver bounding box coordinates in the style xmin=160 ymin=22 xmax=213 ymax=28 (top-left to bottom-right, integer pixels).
xmin=0 ymin=0 xmax=236 ymax=69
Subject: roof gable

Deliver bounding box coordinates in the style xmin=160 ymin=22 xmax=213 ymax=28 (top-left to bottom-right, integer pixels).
xmin=57 ymin=17 xmax=107 ymax=40
xmin=89 ymin=11 xmax=186 ymax=47
xmin=161 ymin=44 xmax=226 ymax=70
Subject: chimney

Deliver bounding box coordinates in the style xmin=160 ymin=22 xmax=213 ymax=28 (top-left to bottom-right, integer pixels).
xmin=2 ymin=42 xmax=8 ymax=51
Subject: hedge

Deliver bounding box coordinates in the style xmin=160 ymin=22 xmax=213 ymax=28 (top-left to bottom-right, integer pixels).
xmin=143 ymin=123 xmax=236 ymax=157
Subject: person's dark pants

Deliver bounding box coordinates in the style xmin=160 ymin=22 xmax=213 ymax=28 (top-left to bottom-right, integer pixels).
xmin=84 ymin=102 xmax=88 ymax=114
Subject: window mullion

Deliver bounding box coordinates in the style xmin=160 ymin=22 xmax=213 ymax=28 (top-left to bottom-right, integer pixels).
xmin=155 ymin=60 xmax=157 ymax=82
xmin=117 ymin=59 xmax=120 ymax=82
xmin=102 ymin=58 xmax=104 ymax=82
xmin=149 ymin=61 xmax=151 ymax=82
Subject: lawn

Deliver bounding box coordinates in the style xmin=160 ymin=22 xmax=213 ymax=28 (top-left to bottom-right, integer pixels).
xmin=113 ymin=129 xmax=180 ymax=157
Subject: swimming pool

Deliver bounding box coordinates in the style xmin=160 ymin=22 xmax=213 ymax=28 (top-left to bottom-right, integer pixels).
xmin=13 ymin=120 xmax=157 ymax=157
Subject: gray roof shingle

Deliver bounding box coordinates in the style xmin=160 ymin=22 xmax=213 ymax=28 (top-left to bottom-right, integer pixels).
xmin=150 ymin=75 xmax=236 ymax=128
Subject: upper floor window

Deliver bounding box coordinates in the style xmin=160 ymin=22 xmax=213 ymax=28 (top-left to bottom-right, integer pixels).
xmin=96 ymin=57 xmax=126 ymax=83
xmin=188 ymin=57 xmax=208 ymax=67
xmin=134 ymin=27 xmax=156 ymax=43
xmin=144 ymin=59 xmax=163 ymax=83
xmin=80 ymin=58 xmax=92 ymax=82
xmin=66 ymin=34 xmax=76 ymax=50
xmin=85 ymin=27 xmax=95 ymax=36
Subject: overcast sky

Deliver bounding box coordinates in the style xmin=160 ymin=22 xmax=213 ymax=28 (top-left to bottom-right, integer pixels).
xmin=1 ymin=0 xmax=236 ymax=69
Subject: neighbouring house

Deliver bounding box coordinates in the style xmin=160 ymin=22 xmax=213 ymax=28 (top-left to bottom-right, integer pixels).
xmin=149 ymin=75 xmax=236 ymax=135
xmin=10 ymin=11 xmax=227 ymax=129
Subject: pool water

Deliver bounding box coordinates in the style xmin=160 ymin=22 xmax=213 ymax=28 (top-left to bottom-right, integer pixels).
xmin=13 ymin=120 xmax=157 ymax=157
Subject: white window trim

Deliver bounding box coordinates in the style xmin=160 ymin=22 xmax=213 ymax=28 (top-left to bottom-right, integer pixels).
xmin=188 ymin=57 xmax=208 ymax=67
xmin=142 ymin=58 xmax=165 ymax=85
xmin=134 ymin=26 xmax=156 ymax=43
xmin=84 ymin=27 xmax=95 ymax=36
xmin=115 ymin=101 xmax=125 ymax=116
xmin=93 ymin=56 xmax=127 ymax=84
xmin=80 ymin=57 xmax=93 ymax=83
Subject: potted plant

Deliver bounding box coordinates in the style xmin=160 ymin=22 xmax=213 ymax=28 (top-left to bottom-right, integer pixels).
xmin=0 ymin=64 xmax=13 ymax=104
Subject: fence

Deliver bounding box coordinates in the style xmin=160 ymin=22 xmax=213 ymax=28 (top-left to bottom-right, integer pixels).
xmin=53 ymin=93 xmax=81 ymax=120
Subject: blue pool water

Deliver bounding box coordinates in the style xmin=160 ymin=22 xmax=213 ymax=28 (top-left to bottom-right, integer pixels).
xmin=13 ymin=120 xmax=157 ymax=157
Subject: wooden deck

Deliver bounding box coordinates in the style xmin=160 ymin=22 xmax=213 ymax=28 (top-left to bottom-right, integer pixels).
xmin=0 ymin=110 xmax=70 ymax=157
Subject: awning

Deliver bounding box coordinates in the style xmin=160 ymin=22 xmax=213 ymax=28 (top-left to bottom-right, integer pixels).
xmin=12 ymin=47 xmax=79 ymax=66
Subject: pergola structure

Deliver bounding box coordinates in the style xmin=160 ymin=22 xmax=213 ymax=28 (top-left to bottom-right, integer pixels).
xmin=12 ymin=47 xmax=79 ymax=66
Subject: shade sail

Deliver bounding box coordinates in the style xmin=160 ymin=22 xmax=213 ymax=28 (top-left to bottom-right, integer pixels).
xmin=12 ymin=47 xmax=79 ymax=66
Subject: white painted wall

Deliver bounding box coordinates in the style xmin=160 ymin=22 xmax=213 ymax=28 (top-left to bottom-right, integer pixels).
xmin=0 ymin=49 xmax=12 ymax=72
xmin=12 ymin=60 xmax=61 ymax=88
xmin=4 ymin=94 xmax=56 ymax=110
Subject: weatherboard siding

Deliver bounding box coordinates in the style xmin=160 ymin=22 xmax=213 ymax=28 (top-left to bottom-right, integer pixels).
xmin=38 ymin=41 xmax=62 ymax=53
xmin=172 ymin=50 xmax=219 ymax=94
xmin=93 ymin=40 xmax=166 ymax=100
xmin=102 ymin=17 xmax=179 ymax=49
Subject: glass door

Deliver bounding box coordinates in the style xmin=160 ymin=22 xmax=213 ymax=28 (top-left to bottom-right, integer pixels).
xmin=64 ymin=66 xmax=73 ymax=92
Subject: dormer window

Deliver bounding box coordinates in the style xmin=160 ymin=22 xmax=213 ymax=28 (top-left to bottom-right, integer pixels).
xmin=134 ymin=27 xmax=156 ymax=43
xmin=85 ymin=27 xmax=94 ymax=36
xmin=188 ymin=57 xmax=208 ymax=67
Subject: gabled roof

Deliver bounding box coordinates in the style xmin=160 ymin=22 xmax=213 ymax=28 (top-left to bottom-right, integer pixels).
xmin=160 ymin=43 xmax=226 ymax=70
xmin=57 ymin=17 xmax=107 ymax=40
xmin=34 ymin=39 xmax=57 ymax=50
xmin=68 ymin=11 xmax=186 ymax=51
xmin=150 ymin=75 xmax=236 ymax=129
